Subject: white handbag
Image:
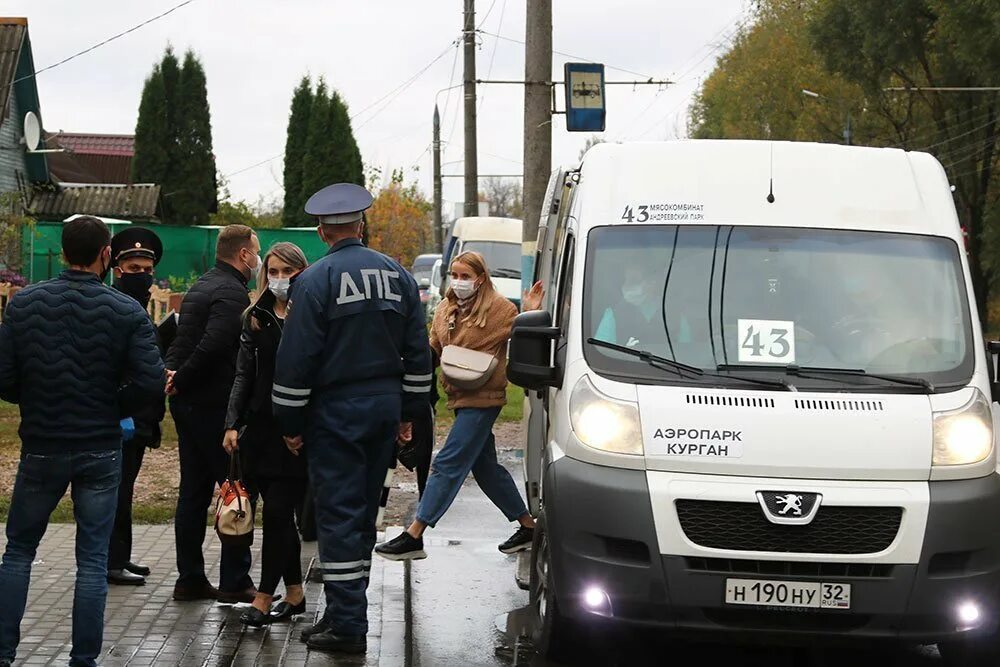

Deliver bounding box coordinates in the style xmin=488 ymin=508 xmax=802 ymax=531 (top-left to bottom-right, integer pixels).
xmin=439 ymin=309 xmax=499 ymax=391
xmin=440 ymin=344 xmax=499 ymax=391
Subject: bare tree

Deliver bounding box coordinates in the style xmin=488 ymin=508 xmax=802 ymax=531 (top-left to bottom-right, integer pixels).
xmin=579 ymin=135 xmax=605 ymax=160
xmin=481 ymin=177 xmax=524 ymax=218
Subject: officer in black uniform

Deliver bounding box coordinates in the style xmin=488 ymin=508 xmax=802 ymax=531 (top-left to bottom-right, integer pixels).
xmin=273 ymin=183 xmax=432 ymax=654
xmin=107 ymin=227 xmax=166 ymax=586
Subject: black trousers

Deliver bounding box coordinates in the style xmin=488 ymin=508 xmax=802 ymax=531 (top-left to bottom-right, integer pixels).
xmin=107 ymin=442 xmax=145 ymax=570
xmin=258 ymin=476 xmax=306 ymax=596
xmin=171 ymin=400 xmax=254 ymax=593
xmin=411 ymin=406 xmax=434 ymax=498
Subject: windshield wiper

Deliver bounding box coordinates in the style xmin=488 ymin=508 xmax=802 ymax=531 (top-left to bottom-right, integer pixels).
xmin=588 ymin=338 xmax=795 ymax=391
xmin=786 ymin=365 xmax=934 ymax=391
xmin=491 ymin=268 xmax=521 ymax=279
xmin=718 ymin=363 xmax=933 ymax=392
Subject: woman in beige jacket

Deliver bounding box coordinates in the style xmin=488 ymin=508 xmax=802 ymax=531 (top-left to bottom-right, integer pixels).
xmin=376 ymin=251 xmax=541 ymax=560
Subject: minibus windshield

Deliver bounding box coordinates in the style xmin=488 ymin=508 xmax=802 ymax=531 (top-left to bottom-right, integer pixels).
xmin=462 ymin=241 xmax=522 ymax=279
xmin=583 ymin=225 xmax=975 ymax=391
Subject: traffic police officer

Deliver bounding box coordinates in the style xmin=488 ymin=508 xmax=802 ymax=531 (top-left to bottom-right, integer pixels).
xmin=107 ymin=227 xmax=165 ymax=586
xmin=273 ymin=183 xmax=432 ymax=654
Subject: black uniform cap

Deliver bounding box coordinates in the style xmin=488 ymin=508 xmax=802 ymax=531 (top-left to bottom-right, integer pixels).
xmin=110 ymin=227 xmax=163 ymax=266
xmin=304 ymin=183 xmax=374 ymax=225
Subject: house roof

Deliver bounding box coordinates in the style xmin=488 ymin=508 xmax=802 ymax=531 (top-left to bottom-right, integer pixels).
xmin=29 ymin=183 xmax=161 ymax=221
xmin=0 ymin=18 xmax=48 ymax=184
xmin=46 ymin=132 xmax=136 ymax=184
xmin=48 ymin=132 xmax=135 ymax=156
xmin=0 ymin=18 xmax=27 ymax=120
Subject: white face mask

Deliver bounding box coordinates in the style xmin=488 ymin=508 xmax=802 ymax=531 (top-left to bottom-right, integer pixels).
xmin=269 ymin=278 xmax=290 ymax=301
xmin=622 ymin=284 xmax=647 ymax=305
xmin=245 ymin=253 xmax=262 ymax=280
xmin=452 ymin=279 xmax=478 ymax=300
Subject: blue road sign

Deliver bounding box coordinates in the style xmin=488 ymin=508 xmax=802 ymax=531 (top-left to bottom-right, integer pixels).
xmin=564 ymin=63 xmax=606 ymax=132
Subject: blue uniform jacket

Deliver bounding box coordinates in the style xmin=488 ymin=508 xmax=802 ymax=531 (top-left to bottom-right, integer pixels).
xmin=272 ymin=239 xmax=433 ymax=436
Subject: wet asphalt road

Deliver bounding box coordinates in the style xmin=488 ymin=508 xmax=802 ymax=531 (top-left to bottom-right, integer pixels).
xmin=389 ymin=450 xmax=947 ymax=666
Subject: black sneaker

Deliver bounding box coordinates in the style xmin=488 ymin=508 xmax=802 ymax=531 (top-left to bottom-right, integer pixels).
xmin=374 ymin=532 xmax=427 ymax=561
xmin=499 ymin=526 xmax=534 ymax=554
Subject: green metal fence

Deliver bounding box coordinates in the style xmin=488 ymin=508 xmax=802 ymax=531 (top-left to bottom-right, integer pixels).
xmin=24 ymin=222 xmax=330 ymax=288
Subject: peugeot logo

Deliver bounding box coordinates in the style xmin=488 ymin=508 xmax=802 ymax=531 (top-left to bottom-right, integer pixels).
xmin=756 ymin=491 xmax=823 ymax=525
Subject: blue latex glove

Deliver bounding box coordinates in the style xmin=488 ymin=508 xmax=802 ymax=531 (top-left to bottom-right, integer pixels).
xmin=120 ymin=417 xmax=135 ymax=442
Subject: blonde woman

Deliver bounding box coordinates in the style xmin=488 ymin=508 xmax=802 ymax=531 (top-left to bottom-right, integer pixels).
xmin=376 ymin=251 xmax=543 ymax=560
xmin=222 ymin=242 xmax=310 ymax=627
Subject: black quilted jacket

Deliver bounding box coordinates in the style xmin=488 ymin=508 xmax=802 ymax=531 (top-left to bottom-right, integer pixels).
xmin=166 ymin=261 xmax=249 ymax=408
xmin=0 ymin=270 xmax=165 ymax=453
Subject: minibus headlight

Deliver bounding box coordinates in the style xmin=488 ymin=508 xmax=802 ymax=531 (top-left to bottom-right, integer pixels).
xmin=932 ymin=389 xmax=993 ymax=466
xmin=569 ymin=376 xmax=643 ymax=455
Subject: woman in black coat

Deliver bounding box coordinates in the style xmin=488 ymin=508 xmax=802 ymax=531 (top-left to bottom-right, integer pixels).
xmin=223 ymin=242 xmax=309 ymax=627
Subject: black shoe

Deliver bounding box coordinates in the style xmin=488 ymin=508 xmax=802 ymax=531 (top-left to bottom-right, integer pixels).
xmin=240 ymin=607 xmax=271 ymax=628
xmin=172 ymin=582 xmax=218 ymax=601
xmin=499 ymin=526 xmax=534 ymax=554
xmin=374 ymin=532 xmax=426 ymax=561
xmin=300 ymin=618 xmax=330 ymax=643
xmin=217 ymin=587 xmax=280 ymax=605
xmin=270 ymin=599 xmax=307 ymax=623
xmin=125 ymin=562 xmax=150 ymax=576
xmin=306 ymin=630 xmax=366 ymax=654
xmin=108 ymin=569 xmax=146 ymax=586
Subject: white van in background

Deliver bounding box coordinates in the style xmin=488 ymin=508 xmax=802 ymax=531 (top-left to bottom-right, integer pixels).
xmin=508 ymin=141 xmax=1000 ymax=664
xmin=443 ymin=216 xmax=523 ymax=309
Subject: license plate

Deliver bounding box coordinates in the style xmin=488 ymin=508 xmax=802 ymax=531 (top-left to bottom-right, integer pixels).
xmin=725 ymin=578 xmax=851 ymax=609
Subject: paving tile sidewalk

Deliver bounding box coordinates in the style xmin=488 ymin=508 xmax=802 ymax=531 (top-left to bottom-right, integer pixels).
xmin=1 ymin=525 xmax=404 ymax=666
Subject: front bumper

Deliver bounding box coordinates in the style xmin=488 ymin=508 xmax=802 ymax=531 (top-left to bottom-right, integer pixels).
xmin=544 ymin=456 xmax=1000 ymax=644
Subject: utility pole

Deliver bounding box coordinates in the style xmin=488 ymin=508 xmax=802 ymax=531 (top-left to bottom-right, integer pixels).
xmin=463 ymin=0 xmax=479 ymax=217
xmin=522 ymin=0 xmax=552 ymax=292
xmin=432 ymin=104 xmax=443 ymax=254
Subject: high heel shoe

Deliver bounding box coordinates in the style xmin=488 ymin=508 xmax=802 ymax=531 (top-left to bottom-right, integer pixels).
xmin=269 ymin=599 xmax=307 ymax=623
xmin=240 ymin=607 xmax=271 ymax=628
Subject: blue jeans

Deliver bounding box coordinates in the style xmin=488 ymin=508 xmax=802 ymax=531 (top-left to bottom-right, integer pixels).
xmin=416 ymin=407 xmax=528 ymax=528
xmin=0 ymin=448 xmax=121 ymax=667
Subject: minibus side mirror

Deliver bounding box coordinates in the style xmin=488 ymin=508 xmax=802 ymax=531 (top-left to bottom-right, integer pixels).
xmin=508 ymin=310 xmax=559 ymax=391
xmin=989 ymin=341 xmax=1000 ymax=402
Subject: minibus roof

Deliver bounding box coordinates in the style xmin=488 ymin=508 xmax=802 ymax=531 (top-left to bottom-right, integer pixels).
xmin=451 ymin=217 xmax=522 ymax=243
xmin=576 ymin=140 xmax=961 ymax=243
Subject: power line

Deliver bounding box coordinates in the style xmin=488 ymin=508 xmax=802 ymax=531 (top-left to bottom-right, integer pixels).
xmin=478 ymin=0 xmax=508 ymax=115
xmin=476 ymin=0 xmax=499 ymax=29
xmin=629 ymin=12 xmax=751 ymax=140
xmin=7 ymin=0 xmax=198 ymax=92
xmin=670 ymin=9 xmax=748 ymax=83
xmin=224 ymin=37 xmax=461 ymax=180
xmin=912 ymin=115 xmax=1000 ymax=154
xmin=440 ymin=44 xmax=463 ymax=143
xmin=352 ymin=40 xmax=461 ymax=131
xmin=886 ymin=107 xmax=999 ymax=149
xmin=478 ymin=30 xmax=657 ymax=80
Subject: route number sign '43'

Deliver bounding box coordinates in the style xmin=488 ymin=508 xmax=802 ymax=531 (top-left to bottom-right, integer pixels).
xmin=737 ymin=319 xmax=796 ymax=364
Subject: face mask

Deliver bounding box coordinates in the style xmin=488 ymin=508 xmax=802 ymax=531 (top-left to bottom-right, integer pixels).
xmin=269 ymin=278 xmax=290 ymax=301
xmin=622 ymin=284 xmax=647 ymax=305
xmin=452 ymin=279 xmax=478 ymax=300
xmin=116 ymin=272 xmax=154 ymax=307
xmin=99 ymin=252 xmax=111 ymax=282
xmin=244 ymin=253 xmax=262 ymax=280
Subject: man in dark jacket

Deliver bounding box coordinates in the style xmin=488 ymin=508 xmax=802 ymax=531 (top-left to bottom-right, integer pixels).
xmin=107 ymin=228 xmax=166 ymax=586
xmin=166 ymin=224 xmax=261 ymax=603
xmin=0 ymin=217 xmax=164 ymax=667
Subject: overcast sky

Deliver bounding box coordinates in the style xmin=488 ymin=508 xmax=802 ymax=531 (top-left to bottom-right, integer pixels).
xmin=11 ymin=0 xmax=751 ymax=214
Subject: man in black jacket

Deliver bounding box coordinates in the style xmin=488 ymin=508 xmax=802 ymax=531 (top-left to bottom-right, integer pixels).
xmin=166 ymin=224 xmax=261 ymax=603
xmin=0 ymin=217 xmax=164 ymax=667
xmin=107 ymin=228 xmax=166 ymax=586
